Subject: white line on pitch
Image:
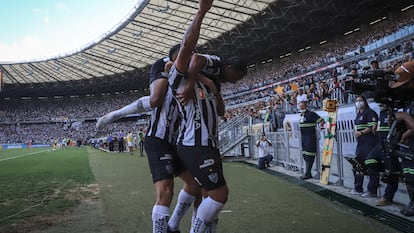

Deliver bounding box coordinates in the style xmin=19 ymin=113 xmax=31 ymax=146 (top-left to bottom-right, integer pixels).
xmin=221 ymin=210 xmax=232 ymax=213
xmin=0 ymin=149 xmax=51 ymax=162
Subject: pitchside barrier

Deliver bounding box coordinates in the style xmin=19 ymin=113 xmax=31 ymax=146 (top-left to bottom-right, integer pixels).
xmin=220 ymin=102 xmax=409 ymax=205
xmin=0 ymin=143 xmax=50 ymax=150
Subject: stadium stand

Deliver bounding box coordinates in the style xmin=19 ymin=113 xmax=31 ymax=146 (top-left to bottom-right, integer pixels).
xmin=0 ymin=10 xmax=413 ymax=144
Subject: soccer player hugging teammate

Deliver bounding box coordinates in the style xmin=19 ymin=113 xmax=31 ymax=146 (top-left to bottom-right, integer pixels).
xmin=168 ymin=25 xmax=247 ymax=233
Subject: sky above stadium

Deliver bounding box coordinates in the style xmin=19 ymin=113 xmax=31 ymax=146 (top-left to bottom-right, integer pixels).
xmin=0 ymin=0 xmax=139 ymax=62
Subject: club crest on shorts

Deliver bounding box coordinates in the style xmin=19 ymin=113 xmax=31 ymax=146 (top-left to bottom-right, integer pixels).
xmin=208 ymin=172 xmax=218 ymax=183
xmin=166 ymin=164 xmax=174 ymax=174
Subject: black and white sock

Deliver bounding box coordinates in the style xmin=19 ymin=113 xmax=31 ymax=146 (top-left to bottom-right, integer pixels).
xmin=168 ymin=189 xmax=195 ymax=231
xmin=190 ymin=197 xmax=224 ymax=233
xmin=152 ymin=205 xmax=169 ymax=233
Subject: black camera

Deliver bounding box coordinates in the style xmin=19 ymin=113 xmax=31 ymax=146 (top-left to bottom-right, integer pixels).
xmin=344 ymin=69 xmax=403 ymax=106
xmin=344 ymin=69 xmax=414 ymax=178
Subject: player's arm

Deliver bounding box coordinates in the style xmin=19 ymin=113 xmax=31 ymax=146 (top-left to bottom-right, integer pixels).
xmin=175 ymin=0 xmax=212 ymax=73
xmin=148 ymin=59 xmax=170 ymax=107
xmin=188 ymin=56 xmax=224 ymax=115
xmin=176 ymin=55 xmax=209 ymax=104
xmin=215 ymin=92 xmax=225 ymax=116
xmin=149 ymin=79 xmax=168 ymax=107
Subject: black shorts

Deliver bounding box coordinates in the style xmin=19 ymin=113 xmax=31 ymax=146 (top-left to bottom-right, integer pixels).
xmin=177 ymin=145 xmax=226 ymax=191
xmin=144 ymin=136 xmax=185 ymax=183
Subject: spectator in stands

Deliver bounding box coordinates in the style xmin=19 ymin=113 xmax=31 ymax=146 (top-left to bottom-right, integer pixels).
xmin=296 ymin=88 xmax=308 ymax=111
xmin=329 ymin=77 xmax=345 ymax=103
xmin=370 ymin=59 xmax=381 ymax=70
xmin=351 ymin=95 xmax=378 ymax=196
xmin=320 ymin=81 xmax=330 ymax=100
xmin=307 ymin=83 xmax=320 ymax=109
xmin=298 ymin=101 xmax=324 ymax=180
xmin=256 ymin=132 xmax=273 ymax=169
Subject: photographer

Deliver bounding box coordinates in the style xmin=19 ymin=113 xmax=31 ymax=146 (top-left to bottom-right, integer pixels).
xmin=256 ymin=132 xmax=273 ymax=169
xmin=391 ymin=61 xmax=414 ymax=216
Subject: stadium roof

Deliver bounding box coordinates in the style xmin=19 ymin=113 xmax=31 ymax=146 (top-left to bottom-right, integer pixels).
xmin=0 ymin=0 xmax=412 ymax=97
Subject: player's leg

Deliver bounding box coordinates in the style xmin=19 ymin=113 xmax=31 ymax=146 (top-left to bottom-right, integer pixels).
xmin=96 ymin=96 xmax=151 ymax=130
xmin=177 ymin=146 xmax=227 ymax=233
xmin=168 ymin=170 xmax=201 ymax=232
xmin=145 ymin=137 xmax=177 ymax=233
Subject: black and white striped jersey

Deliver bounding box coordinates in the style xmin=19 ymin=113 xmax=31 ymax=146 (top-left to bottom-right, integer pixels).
xmin=146 ymin=57 xmax=180 ymax=144
xmin=169 ymin=60 xmax=221 ymax=148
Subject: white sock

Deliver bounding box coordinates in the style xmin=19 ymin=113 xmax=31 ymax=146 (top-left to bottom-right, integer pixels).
xmin=191 ymin=197 xmax=224 ymax=233
xmin=152 ymin=205 xmax=169 ymax=233
xmin=205 ymin=214 xmax=218 ymax=233
xmin=116 ymin=96 xmax=151 ymax=116
xmin=96 ymin=96 xmax=151 ymax=130
xmin=192 ymin=207 xmax=198 ymax=227
xmin=168 ymin=189 xmax=195 ymax=231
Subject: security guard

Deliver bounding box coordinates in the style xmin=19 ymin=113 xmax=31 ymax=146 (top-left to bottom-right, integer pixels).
xmin=392 ymin=61 xmax=414 ymax=216
xmin=351 ymin=95 xmax=378 ymax=195
xmin=365 ymin=109 xmax=400 ymax=205
xmin=299 ymin=101 xmax=324 ymax=179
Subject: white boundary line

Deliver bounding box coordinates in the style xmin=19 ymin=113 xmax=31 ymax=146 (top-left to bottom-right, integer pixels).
xmin=0 ymin=149 xmax=52 ymax=162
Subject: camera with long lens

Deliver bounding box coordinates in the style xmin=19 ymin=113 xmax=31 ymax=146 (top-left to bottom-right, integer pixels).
xmin=344 ymin=69 xmax=414 ymax=179
xmin=344 ymin=69 xmax=403 ymax=107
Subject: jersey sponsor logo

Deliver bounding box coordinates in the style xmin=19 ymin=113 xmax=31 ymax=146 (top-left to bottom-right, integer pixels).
xmin=194 ymin=104 xmax=201 ymax=130
xmin=199 ymin=158 xmax=215 ymax=169
xmin=208 ymin=172 xmax=218 ymax=183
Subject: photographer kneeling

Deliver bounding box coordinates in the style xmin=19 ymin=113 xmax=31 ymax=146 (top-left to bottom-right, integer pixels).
xmin=391 ymin=61 xmax=414 ymax=216
xmin=256 ymin=133 xmax=273 ymax=169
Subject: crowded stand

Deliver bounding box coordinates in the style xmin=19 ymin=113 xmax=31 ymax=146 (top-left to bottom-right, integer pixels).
xmin=1 ymin=10 xmax=413 ymax=144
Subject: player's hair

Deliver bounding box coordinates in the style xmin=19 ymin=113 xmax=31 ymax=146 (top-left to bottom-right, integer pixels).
xmin=169 ymin=44 xmax=181 ymax=61
xmin=225 ymin=56 xmax=248 ymax=76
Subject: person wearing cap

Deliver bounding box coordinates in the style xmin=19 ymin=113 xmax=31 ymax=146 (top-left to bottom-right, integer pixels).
xmin=256 ymin=132 xmax=273 ymax=169
xmin=391 ymin=61 xmax=414 ymax=216
xmin=298 ymin=101 xmax=324 ymax=179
